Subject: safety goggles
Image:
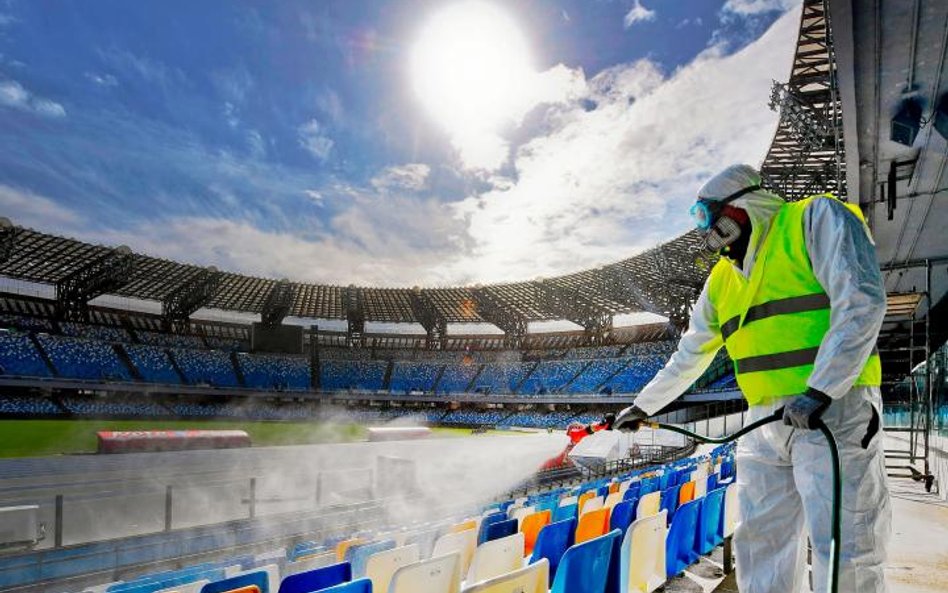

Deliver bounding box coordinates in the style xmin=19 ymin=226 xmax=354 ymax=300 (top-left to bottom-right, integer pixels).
xmin=689 ymin=184 xmax=760 ymax=230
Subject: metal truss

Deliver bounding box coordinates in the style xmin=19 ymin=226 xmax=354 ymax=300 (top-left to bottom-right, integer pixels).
xmin=409 ymin=289 xmax=448 ymax=349
xmin=536 ymin=280 xmax=613 ymax=343
xmin=0 ymin=218 xmax=17 ymax=264
xmin=260 ymin=280 xmax=295 ymax=326
xmin=162 ymin=267 xmax=223 ymax=333
xmin=761 ymin=0 xmax=846 ymax=201
xmin=344 ymin=285 xmax=365 ymax=347
xmin=56 ymin=246 xmax=135 ymax=322
xmin=471 ymin=287 xmax=528 ymax=348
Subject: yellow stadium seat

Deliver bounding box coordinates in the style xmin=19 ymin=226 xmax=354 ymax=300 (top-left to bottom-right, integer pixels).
xmin=575 ymin=507 xmax=610 ymax=544
xmin=433 ymin=528 xmax=478 ymax=575
xmin=604 ymin=492 xmax=623 ymax=510
xmin=636 ymin=491 xmax=661 ymax=519
xmin=336 ymin=537 xmax=362 ymax=562
xmin=520 ymin=510 xmax=551 ymax=556
xmin=451 ymin=519 xmax=478 ymax=534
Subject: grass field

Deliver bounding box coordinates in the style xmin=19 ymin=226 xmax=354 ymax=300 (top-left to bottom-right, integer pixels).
xmin=0 ymin=419 xmax=492 ymax=458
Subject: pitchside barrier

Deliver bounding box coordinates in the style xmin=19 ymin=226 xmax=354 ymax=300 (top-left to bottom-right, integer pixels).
xmin=96 ymin=430 xmax=252 ymax=453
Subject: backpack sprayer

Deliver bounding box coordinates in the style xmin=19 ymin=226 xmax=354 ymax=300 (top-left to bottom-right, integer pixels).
xmin=642 ymin=410 xmax=842 ymax=593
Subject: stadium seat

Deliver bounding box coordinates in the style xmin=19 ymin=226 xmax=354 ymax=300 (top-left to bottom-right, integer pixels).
xmin=467 ymin=533 xmax=524 ymax=583
xmin=347 ymin=540 xmax=396 ymax=576
xmin=432 ymin=528 xmax=477 ymax=576
xmin=310 ymin=579 xmax=371 ymax=593
xmin=609 ymin=499 xmax=635 ymax=534
xmin=706 ymin=474 xmax=719 ymax=493
xmin=450 ymin=519 xmax=477 ymax=533
xmin=608 ymin=482 xmax=620 ymax=495
xmin=622 ymin=484 xmax=640 ymax=501
xmin=484 ymin=519 xmax=518 ymax=543
xmin=549 ymin=530 xmax=620 ymax=593
xmin=552 ymin=503 xmax=577 ymax=524
xmin=694 ymin=475 xmax=708 ymax=500
xmin=335 ymin=538 xmax=362 ymax=562
xmin=618 ymin=511 xmax=667 ymax=593
xmin=575 ymin=508 xmax=610 ymax=544
xmin=678 ymin=481 xmax=696 ymax=506
xmin=479 ymin=512 xmax=507 ymax=544
xmin=577 ymin=491 xmax=596 ymax=514
xmin=659 ymin=485 xmax=681 ymax=523
xmin=389 ymin=553 xmax=461 ymax=593
xmin=697 ymin=488 xmax=726 ymax=555
xmin=363 ymin=544 xmax=420 ymax=593
xmin=636 ymin=491 xmax=661 ymax=519
xmin=558 ymin=495 xmax=578 ymax=507
xmin=580 ymin=496 xmax=604 ymax=516
xmin=461 ymin=558 xmax=549 ymax=593
xmin=285 ymin=552 xmax=337 ymax=576
xmin=509 ymin=505 xmax=534 ymax=524
xmin=200 ymin=571 xmax=268 ymax=593
xmin=666 ymin=499 xmax=702 ymax=578
xmin=528 ymin=518 xmax=574 ymax=581
xmin=603 ymin=492 xmax=623 ymax=509
xmin=520 ymin=510 xmax=551 ymax=557
xmin=278 ymin=561 xmax=351 ymax=593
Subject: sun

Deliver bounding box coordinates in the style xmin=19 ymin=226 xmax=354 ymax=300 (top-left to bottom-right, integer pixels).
xmin=410 ymin=1 xmax=535 ymax=164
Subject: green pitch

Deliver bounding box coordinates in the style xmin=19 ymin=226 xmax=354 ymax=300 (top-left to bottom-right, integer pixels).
xmin=0 ymin=419 xmax=491 ymax=458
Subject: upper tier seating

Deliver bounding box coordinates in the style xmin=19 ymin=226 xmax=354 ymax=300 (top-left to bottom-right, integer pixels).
xmin=238 ymin=353 xmax=310 ymax=391
xmin=565 ymin=359 xmax=628 ymax=394
xmin=60 ymin=322 xmax=130 ymax=343
xmin=36 ymin=334 xmax=132 ymax=381
xmin=518 ymin=361 xmax=587 ymax=395
xmin=0 ymin=331 xmax=51 ymax=377
xmin=473 ymin=363 xmax=529 ymax=394
xmin=172 ymin=348 xmax=240 ymax=387
xmin=436 ymin=361 xmax=481 ymax=394
xmin=124 ymin=344 xmax=181 ymax=384
xmin=389 ymin=362 xmax=441 ymax=393
xmin=602 ymin=356 xmax=664 ymax=394
xmin=320 ymin=360 xmax=388 ymax=391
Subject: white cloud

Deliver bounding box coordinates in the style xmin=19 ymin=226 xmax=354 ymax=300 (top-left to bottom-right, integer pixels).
xmin=85 ymin=72 xmax=118 ymax=87
xmin=297 ymin=119 xmax=334 ymax=161
xmin=371 ymin=163 xmax=431 ymax=193
xmin=723 ymin=0 xmax=798 ymax=15
xmin=624 ymin=0 xmax=656 ymax=28
xmin=0 ymin=185 xmax=82 ymax=229
xmin=0 ymin=79 xmax=67 ymax=118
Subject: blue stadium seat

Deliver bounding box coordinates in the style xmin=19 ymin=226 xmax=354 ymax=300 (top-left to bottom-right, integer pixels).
xmin=552 ymin=503 xmax=577 ymax=524
xmin=666 ymin=498 xmax=702 ymax=578
xmin=200 ymin=570 xmax=269 ymax=593
xmin=529 ymin=518 xmax=575 ymax=581
xmin=549 ymin=529 xmax=620 ymax=593
xmin=660 ymin=484 xmax=682 ymax=523
xmin=346 ymin=540 xmax=395 ymax=576
xmin=706 ymin=474 xmax=719 ymax=493
xmin=278 ymin=562 xmax=352 ymax=593
xmin=484 ymin=518 xmax=518 ymax=543
xmin=609 ymin=499 xmax=635 ymax=534
xmin=622 ymin=484 xmax=640 ymax=501
xmin=311 ymin=578 xmax=372 ymax=593
xmin=697 ymin=488 xmax=726 ymax=555
xmin=479 ymin=512 xmax=507 ymax=544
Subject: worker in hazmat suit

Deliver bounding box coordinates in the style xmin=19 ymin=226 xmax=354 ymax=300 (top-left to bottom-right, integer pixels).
xmin=611 ymin=164 xmax=890 ymax=593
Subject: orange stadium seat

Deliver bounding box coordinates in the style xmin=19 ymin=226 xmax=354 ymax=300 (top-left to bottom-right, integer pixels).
xmin=679 ymin=481 xmax=696 ymax=506
xmin=335 ymin=538 xmax=363 ymax=562
xmin=575 ymin=508 xmax=610 ymax=544
xmin=577 ymin=491 xmax=596 ymax=514
xmin=520 ymin=510 xmax=551 ymax=556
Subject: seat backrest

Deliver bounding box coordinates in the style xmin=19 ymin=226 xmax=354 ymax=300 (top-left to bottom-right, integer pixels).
xmin=720 ymin=483 xmax=739 ymax=538
xmin=659 ymin=485 xmax=681 ymax=523
xmin=620 ymin=511 xmax=667 ymax=593
xmin=284 ymin=551 xmax=337 ymax=577
xmin=278 ymin=561 xmax=351 ymax=593
xmin=334 ymin=538 xmax=362 ymax=563
xmin=509 ymin=505 xmax=535 ymax=525
xmin=558 ymin=495 xmax=578 ymax=507
xmin=706 ymin=474 xmax=719 ymax=494
xmin=308 ymin=578 xmax=371 ymax=593
xmin=484 ymin=519 xmax=518 ymax=543
xmin=609 ymin=499 xmax=635 ymax=535
xmin=694 ymin=475 xmax=708 ymax=500
xmin=575 ymin=508 xmax=610 ymax=544
xmin=603 ymin=492 xmax=623 ymax=510
xmin=520 ymin=510 xmax=552 ymax=557
xmin=432 ymin=528 xmax=477 ymax=575
xmin=577 ymin=491 xmax=596 ymax=514
xmin=389 ymin=553 xmax=461 ymax=593
xmin=529 ymin=518 xmax=575 ymax=581
xmin=665 ymin=499 xmax=702 ymax=578
xmin=636 ymin=492 xmax=661 ymax=519
xmin=450 ymin=519 xmax=477 ymax=534
xmin=199 ymin=571 xmax=268 ymax=593
xmin=678 ymin=481 xmax=696 ymax=506
xmin=697 ymin=488 xmax=726 ymax=555
xmin=348 ymin=540 xmax=397 ymax=577
xmin=622 ymin=484 xmax=640 ymax=501
xmin=364 ymin=544 xmax=419 ymax=593
xmin=550 ymin=530 xmax=620 ymax=593
xmin=467 ymin=532 xmax=525 ymax=583
xmin=478 ymin=512 xmax=507 ymax=544
xmin=552 ymin=503 xmax=577 ymax=524
xmin=580 ymin=496 xmax=605 ymax=516
xmin=461 ymin=558 xmax=549 ymax=593
xmin=608 ymin=482 xmax=620 ymax=495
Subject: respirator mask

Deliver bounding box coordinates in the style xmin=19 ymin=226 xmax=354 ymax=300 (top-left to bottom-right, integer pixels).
xmin=690 ymin=184 xmax=759 ymax=254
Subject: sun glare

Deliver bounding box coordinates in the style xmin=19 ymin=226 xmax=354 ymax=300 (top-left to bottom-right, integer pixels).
xmin=410 ymin=1 xmax=535 ymax=164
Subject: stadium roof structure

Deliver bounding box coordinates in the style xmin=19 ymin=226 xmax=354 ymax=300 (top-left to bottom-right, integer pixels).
xmin=0 ymin=0 xmax=843 ymax=345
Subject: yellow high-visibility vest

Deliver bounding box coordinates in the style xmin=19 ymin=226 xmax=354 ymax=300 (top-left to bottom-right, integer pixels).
xmin=707 ymin=194 xmax=881 ymax=405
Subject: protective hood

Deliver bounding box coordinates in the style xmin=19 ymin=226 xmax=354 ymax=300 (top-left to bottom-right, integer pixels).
xmin=697 ymin=164 xmax=785 ymax=275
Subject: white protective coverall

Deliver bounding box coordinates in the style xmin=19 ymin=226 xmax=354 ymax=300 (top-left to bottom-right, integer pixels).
xmin=633 ymin=166 xmax=891 ymax=593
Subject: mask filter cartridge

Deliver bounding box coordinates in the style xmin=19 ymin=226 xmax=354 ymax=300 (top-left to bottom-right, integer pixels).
xmin=703 ymin=216 xmax=743 ymax=253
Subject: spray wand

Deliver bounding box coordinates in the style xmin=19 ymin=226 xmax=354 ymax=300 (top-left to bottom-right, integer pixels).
xmin=640 ymin=410 xmax=842 ymax=593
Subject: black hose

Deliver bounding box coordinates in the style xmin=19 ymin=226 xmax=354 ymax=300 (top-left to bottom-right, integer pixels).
xmin=644 ymin=412 xmax=841 ymax=593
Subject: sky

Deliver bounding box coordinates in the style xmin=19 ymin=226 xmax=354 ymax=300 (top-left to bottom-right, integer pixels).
xmin=0 ymin=0 xmax=800 ymax=288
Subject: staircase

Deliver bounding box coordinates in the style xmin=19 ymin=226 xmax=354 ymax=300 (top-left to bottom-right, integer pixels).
xmin=113 ymin=343 xmax=143 ymax=381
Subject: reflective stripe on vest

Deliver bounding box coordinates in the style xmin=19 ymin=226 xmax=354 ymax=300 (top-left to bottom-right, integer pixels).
xmin=708 ymin=194 xmax=882 ymax=405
